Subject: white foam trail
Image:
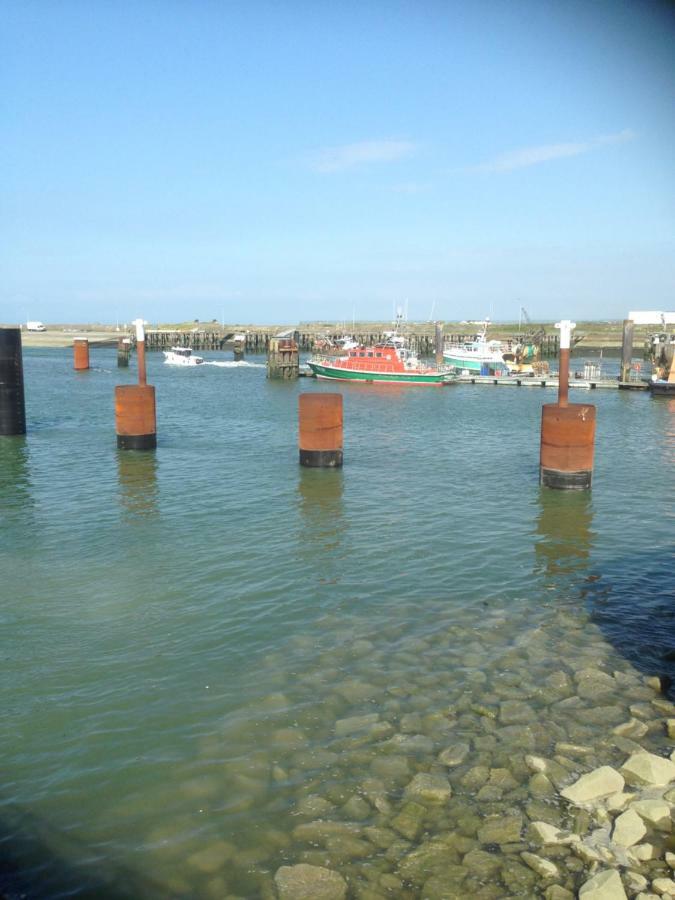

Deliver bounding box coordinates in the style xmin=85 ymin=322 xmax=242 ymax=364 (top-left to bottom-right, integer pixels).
xmin=204 ymin=361 xmax=266 ymax=369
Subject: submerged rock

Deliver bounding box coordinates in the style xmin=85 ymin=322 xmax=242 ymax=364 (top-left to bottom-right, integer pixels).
xmin=630 ymin=799 xmax=672 ymax=831
xmin=397 ymin=839 xmax=461 ymax=883
xmin=611 ymin=808 xmax=647 ymax=848
xmin=391 ymin=800 xmax=427 ymax=840
xmin=186 ymin=840 xmax=235 ymax=874
xmin=334 ymin=713 xmax=380 ymax=736
xmin=438 ymin=742 xmax=470 ymax=767
xmin=520 ymin=851 xmax=559 ymax=879
xmin=612 ymin=718 xmax=649 ymax=740
xmin=621 ymin=751 xmax=675 ymax=787
xmin=578 ymin=869 xmax=627 ymax=899
xmin=477 ymin=813 xmax=523 ymax=844
xmin=560 ymin=766 xmax=624 ymax=804
xmin=500 ymin=700 xmax=536 ymax=724
xmin=274 ymin=864 xmax=347 ymax=900
xmin=652 ymin=877 xmax=675 ymax=895
xmin=404 ymin=773 xmax=452 ymax=803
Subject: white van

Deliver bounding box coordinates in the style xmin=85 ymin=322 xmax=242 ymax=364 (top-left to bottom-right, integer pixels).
xmin=26 ymin=321 xmax=46 ymax=332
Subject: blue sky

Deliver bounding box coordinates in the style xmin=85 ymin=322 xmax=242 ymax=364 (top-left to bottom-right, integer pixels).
xmin=2 ymin=0 xmax=674 ymax=325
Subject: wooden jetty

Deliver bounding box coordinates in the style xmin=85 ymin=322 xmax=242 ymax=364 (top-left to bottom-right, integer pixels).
xmin=143 ymin=327 xmax=561 ymax=358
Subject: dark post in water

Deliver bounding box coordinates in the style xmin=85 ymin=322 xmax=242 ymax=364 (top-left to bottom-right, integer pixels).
xmin=115 ymin=319 xmax=157 ymax=450
xmin=233 ymin=334 xmax=245 ymax=361
xmin=299 ymin=393 xmax=343 ymax=467
xmin=0 ymin=328 xmax=26 ymax=436
xmin=620 ymin=319 xmax=634 ymax=383
xmin=73 ymin=338 xmax=90 ymax=371
xmin=117 ymin=337 xmax=131 ymax=367
xmin=540 ymin=320 xmax=596 ymax=490
xmin=434 ymin=322 xmax=444 ymax=366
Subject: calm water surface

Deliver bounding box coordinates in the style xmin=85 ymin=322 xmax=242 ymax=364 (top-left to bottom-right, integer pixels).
xmin=0 ymin=347 xmax=673 ymax=898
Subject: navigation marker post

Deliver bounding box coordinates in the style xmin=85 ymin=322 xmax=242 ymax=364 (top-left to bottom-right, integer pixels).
xmin=539 ymin=320 xmax=596 ymax=489
xmin=114 ymin=318 xmax=157 ymax=450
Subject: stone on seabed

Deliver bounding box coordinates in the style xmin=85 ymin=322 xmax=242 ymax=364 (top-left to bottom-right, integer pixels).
xmin=630 ymin=799 xmax=672 ymax=831
xmin=578 ymin=868 xmax=628 ymax=899
xmin=477 ymin=813 xmax=523 ymax=844
xmin=274 ymin=864 xmax=347 ymax=900
xmin=612 ymin=808 xmax=647 ymax=848
xmin=544 ymin=886 xmax=574 ymax=900
xmin=621 ymin=751 xmax=675 ymax=787
xmin=651 ymin=877 xmax=675 ymax=895
xmin=403 ymin=772 xmax=452 ymax=803
xmin=560 ymin=766 xmax=624 ymax=804
xmin=520 ymin=851 xmax=559 ymax=878
xmin=437 ymin=741 xmax=470 ymax=766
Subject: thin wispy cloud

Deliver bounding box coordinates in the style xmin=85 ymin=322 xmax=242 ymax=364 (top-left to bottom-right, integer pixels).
xmin=309 ymin=140 xmax=417 ymax=173
xmin=387 ymin=181 xmax=431 ymax=195
xmin=468 ymin=129 xmax=636 ymax=174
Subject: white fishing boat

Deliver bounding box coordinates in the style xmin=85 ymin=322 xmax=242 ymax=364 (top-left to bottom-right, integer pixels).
xmin=442 ymin=319 xmax=508 ymax=374
xmin=163 ymin=347 xmax=204 ymax=366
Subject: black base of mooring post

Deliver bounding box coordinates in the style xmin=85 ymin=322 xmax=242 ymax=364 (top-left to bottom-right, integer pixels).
xmin=117 ymin=433 xmax=157 ymax=450
xmin=540 ymin=468 xmax=592 ymax=490
xmin=0 ymin=328 xmax=27 ymax=436
xmin=299 ymin=449 xmax=343 ymax=468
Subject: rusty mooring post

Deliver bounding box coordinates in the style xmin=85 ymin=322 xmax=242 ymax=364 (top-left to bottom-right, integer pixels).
xmin=73 ymin=339 xmax=90 ymax=371
xmin=299 ymin=393 xmax=343 ymax=467
xmin=540 ymin=320 xmax=596 ymax=489
xmin=115 ymin=319 xmax=156 ymax=450
xmin=0 ymin=328 xmax=26 ymax=436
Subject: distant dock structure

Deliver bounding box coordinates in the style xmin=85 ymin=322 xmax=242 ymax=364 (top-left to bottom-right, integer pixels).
xmin=143 ymin=325 xmax=561 ymax=358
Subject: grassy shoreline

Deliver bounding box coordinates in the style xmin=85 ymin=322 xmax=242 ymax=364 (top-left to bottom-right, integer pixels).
xmin=5 ymin=320 xmax=657 ymax=351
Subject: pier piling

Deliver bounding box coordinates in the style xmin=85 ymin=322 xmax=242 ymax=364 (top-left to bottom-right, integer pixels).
xmin=434 ymin=323 xmax=444 ymax=366
xmin=267 ymin=337 xmax=299 ymax=379
xmin=0 ymin=328 xmax=26 ymax=436
xmin=115 ymin=319 xmax=157 ymax=450
xmin=540 ymin=320 xmax=596 ymax=489
xmin=73 ymin=339 xmax=90 ymax=371
xmin=299 ymin=393 xmax=343 ymax=467
xmin=620 ymin=319 xmax=634 ymax=383
xmin=117 ymin=338 xmax=131 ymax=367
xmin=233 ymin=336 xmax=245 ymax=361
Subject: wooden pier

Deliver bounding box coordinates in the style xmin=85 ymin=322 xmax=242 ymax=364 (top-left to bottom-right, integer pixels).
xmin=143 ymin=327 xmax=561 ymax=358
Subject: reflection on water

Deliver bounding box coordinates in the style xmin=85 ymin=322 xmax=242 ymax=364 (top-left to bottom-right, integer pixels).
xmin=667 ymin=398 xmax=675 ymax=464
xmin=116 ymin=451 xmax=159 ymax=518
xmin=534 ymin=487 xmax=595 ymax=591
xmin=0 ymin=436 xmax=33 ymax=530
xmin=584 ymin=549 xmax=675 ymax=698
xmin=297 ymin=467 xmax=343 ymax=550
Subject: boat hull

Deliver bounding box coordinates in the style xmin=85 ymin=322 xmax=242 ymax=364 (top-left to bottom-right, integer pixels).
xmin=442 ymin=353 xmax=506 ymax=372
xmin=308 ymin=361 xmax=454 ymax=385
xmin=649 ymin=381 xmax=675 ymax=396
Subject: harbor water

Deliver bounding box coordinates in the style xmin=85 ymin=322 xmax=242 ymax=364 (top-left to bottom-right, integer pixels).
xmin=1 ymin=347 xmax=673 ymax=899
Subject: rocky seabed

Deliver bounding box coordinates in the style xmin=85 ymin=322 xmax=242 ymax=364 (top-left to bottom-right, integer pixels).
xmin=139 ymin=605 xmax=674 ymax=899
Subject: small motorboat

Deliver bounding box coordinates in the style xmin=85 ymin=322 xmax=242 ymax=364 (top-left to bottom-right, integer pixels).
xmin=163 ymin=347 xmax=204 ymax=366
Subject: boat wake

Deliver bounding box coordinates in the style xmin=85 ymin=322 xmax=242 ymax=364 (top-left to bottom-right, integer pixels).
xmin=204 ymin=361 xmax=266 ymax=369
